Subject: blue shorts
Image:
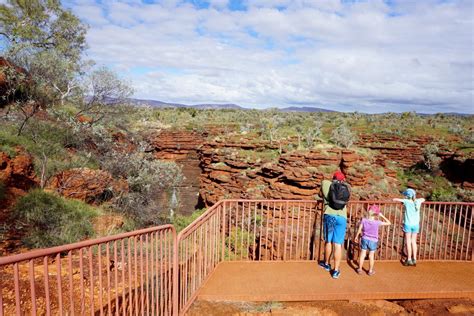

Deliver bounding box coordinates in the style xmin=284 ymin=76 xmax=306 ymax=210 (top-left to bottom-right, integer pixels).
xmin=403 ymin=224 xmax=419 ymax=233
xmin=361 ymin=238 xmax=378 ymax=251
xmin=323 ymin=214 xmax=347 ymax=245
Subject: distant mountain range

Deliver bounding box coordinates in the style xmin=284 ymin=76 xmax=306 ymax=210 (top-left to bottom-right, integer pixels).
xmin=122 ymin=98 xmax=471 ymax=115
xmin=127 ymin=98 xmax=336 ymax=112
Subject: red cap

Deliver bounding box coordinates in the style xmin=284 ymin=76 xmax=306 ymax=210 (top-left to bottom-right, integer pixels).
xmin=333 ymin=170 xmax=345 ymax=181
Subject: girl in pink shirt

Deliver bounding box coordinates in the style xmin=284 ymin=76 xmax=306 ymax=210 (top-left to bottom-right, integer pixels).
xmin=354 ymin=205 xmax=391 ymax=275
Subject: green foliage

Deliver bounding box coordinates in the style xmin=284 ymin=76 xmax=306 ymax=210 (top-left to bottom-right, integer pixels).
xmin=0 ymin=119 xmax=97 ymax=187
xmin=103 ymin=150 xmax=184 ymax=228
xmin=0 ymin=0 xmax=87 ymax=62
xmin=172 ymin=209 xmax=206 ymax=232
xmin=224 ymin=227 xmax=252 ymax=260
xmin=428 ymin=177 xmax=459 ymax=202
xmin=330 ymin=123 xmax=356 ymax=148
xmin=12 ymin=189 xmax=99 ymax=248
xmin=422 ymin=143 xmax=441 ymax=172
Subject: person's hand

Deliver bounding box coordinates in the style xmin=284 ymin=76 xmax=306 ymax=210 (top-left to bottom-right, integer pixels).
xmin=354 ymin=236 xmax=359 ymax=243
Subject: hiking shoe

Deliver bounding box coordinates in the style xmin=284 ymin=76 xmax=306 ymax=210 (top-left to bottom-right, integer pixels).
xmin=318 ymin=261 xmax=331 ymax=271
xmin=368 ymin=270 xmax=376 ymax=276
xmin=331 ymin=270 xmax=341 ymax=279
xmin=356 ymin=268 xmax=363 ymax=275
xmin=403 ymin=259 xmax=413 ymax=266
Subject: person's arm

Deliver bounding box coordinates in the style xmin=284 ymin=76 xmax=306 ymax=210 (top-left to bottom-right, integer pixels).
xmin=419 ymin=198 xmax=426 ymax=203
xmin=354 ymin=222 xmax=363 ymax=243
xmin=393 ymin=198 xmax=404 ymax=202
xmin=379 ymin=213 xmax=391 ymax=226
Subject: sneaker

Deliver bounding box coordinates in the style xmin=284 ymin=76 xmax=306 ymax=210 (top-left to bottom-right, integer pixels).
xmin=410 ymin=260 xmax=417 ymax=267
xmin=403 ymin=259 xmax=412 ymax=266
xmin=368 ymin=270 xmax=375 ymax=276
xmin=331 ymin=270 xmax=341 ymax=279
xmin=356 ymin=268 xmax=363 ymax=274
xmin=318 ymin=261 xmax=331 ymax=271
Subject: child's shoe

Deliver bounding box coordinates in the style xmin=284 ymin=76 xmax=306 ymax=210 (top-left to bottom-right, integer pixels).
xmin=356 ymin=268 xmax=363 ymax=274
xmin=368 ymin=270 xmax=375 ymax=276
xmin=331 ymin=270 xmax=341 ymax=279
xmin=410 ymin=260 xmax=417 ymax=267
xmin=318 ymin=261 xmax=331 ymax=271
xmin=403 ymin=259 xmax=413 ymax=266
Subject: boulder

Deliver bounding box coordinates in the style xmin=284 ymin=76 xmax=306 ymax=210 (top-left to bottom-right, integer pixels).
xmin=0 ymin=149 xmax=38 ymax=191
xmin=48 ymin=168 xmax=128 ymax=203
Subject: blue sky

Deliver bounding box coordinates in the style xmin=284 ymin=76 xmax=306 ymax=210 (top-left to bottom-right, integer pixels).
xmin=61 ymin=0 xmax=473 ymax=113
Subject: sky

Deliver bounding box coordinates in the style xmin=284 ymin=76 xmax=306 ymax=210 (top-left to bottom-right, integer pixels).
xmin=61 ymin=0 xmax=473 ymax=113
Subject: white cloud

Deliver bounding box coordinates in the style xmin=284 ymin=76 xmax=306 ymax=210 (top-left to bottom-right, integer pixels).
xmin=65 ymin=0 xmax=473 ymax=113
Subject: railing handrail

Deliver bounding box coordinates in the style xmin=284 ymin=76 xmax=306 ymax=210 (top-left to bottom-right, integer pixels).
xmin=177 ymin=202 xmax=222 ymax=240
xmin=0 ymin=224 xmax=175 ymax=266
xmin=218 ymin=199 xmax=474 ymax=206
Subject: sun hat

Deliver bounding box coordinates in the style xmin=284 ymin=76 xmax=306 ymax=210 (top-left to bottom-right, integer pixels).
xmin=368 ymin=205 xmax=381 ymax=215
xmin=333 ymin=170 xmax=346 ymax=181
xmin=403 ymin=188 xmax=416 ymax=199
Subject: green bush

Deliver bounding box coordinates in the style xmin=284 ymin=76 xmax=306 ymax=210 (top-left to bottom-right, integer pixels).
xmin=428 ymin=177 xmax=459 ymax=202
xmin=12 ymin=189 xmax=99 ymax=248
xmin=172 ymin=208 xmax=206 ymax=232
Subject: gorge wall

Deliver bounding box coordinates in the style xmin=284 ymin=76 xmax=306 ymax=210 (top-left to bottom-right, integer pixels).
xmin=146 ymin=129 xmax=473 ymax=214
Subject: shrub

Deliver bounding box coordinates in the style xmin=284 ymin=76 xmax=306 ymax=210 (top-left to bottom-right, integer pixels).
xmin=330 ymin=124 xmax=356 ymax=148
xmin=12 ymin=189 xmax=99 ymax=248
xmin=429 ymin=187 xmax=458 ymax=202
xmin=172 ymin=208 xmax=206 ymax=232
xmin=422 ymin=144 xmax=441 ymax=172
xmin=103 ymin=150 xmax=184 ymax=228
xmin=428 ymin=177 xmax=459 ymax=202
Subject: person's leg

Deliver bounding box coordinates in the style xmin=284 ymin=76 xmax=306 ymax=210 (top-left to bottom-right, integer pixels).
xmin=325 ymin=242 xmax=332 ymax=264
xmin=368 ymin=250 xmax=375 ymax=272
xmin=405 ymin=232 xmax=412 ymax=261
xmin=332 ymin=216 xmax=347 ymax=272
xmin=334 ymin=243 xmax=342 ymax=271
xmin=412 ymin=233 xmax=418 ymax=262
xmin=358 ymin=249 xmax=367 ymax=270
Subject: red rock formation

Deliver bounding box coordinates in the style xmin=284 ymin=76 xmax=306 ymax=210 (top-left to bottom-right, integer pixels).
xmin=48 ymin=168 xmax=128 ymax=203
xmin=0 ymin=149 xmax=38 ymax=191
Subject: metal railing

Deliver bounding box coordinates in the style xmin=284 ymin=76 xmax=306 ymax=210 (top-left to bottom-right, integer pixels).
xmin=1 ymin=200 xmax=472 ymax=315
xmin=177 ymin=200 xmax=473 ymax=314
xmin=0 ymin=225 xmax=176 ymax=316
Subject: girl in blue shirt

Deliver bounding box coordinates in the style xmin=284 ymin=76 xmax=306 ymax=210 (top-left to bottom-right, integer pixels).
xmin=393 ymin=188 xmax=425 ymax=266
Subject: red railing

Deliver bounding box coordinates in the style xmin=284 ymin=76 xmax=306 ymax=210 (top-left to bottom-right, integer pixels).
xmin=1 ymin=200 xmax=473 ymax=315
xmin=0 ymin=225 xmax=176 ymax=316
xmin=176 ymin=200 xmax=473 ymax=314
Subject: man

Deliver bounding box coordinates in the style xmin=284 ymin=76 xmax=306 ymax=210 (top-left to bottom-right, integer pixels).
xmin=318 ymin=170 xmax=350 ymax=279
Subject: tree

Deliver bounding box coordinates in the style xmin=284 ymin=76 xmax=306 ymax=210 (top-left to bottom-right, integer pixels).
xmin=0 ymin=0 xmax=88 ymax=133
xmin=77 ymin=67 xmax=133 ymax=123
xmin=0 ymin=0 xmax=87 ymax=61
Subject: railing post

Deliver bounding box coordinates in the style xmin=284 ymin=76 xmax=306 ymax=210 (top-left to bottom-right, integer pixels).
xmin=221 ymin=201 xmax=226 ymax=261
xmin=283 ymin=201 xmax=289 ymax=261
xmin=173 ymin=228 xmax=179 ymax=316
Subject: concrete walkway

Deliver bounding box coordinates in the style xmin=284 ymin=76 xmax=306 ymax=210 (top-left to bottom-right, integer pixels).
xmin=197 ymin=261 xmax=474 ymax=302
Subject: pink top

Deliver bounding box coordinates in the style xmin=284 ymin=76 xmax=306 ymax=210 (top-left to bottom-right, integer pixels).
xmin=361 ymin=218 xmax=382 ymax=242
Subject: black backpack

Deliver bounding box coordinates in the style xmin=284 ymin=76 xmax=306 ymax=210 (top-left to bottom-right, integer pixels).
xmin=328 ymin=181 xmax=350 ymax=210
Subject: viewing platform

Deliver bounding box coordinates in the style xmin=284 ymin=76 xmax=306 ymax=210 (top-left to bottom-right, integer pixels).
xmin=0 ymin=200 xmax=472 ymax=315
xmin=197 ymin=261 xmax=474 ymax=302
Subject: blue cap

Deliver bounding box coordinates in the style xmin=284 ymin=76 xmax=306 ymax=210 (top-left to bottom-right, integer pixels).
xmin=403 ymin=188 xmax=416 ymax=198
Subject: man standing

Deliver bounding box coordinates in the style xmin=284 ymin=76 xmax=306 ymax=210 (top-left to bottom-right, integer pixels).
xmin=318 ymin=171 xmax=350 ymax=279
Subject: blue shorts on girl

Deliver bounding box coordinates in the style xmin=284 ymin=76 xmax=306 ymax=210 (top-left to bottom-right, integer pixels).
xmin=360 ymin=218 xmax=382 ymax=252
